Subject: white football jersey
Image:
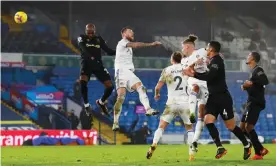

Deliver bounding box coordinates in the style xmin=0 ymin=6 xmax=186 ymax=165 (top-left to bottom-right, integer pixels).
xmin=115 ymin=38 xmax=134 ymax=71
xmin=159 ymin=63 xmax=189 ymax=104
xmin=188 ymin=48 xmax=208 ymax=73
xmin=181 ymin=56 xmax=190 ymax=68
xmin=182 ymin=48 xmax=208 ymax=86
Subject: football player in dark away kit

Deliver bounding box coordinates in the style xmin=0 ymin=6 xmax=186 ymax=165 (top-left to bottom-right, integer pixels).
xmin=77 ymin=24 xmax=115 ymax=116
xmin=241 ymin=52 xmax=269 ymax=160
xmin=184 ymin=41 xmax=252 ymax=160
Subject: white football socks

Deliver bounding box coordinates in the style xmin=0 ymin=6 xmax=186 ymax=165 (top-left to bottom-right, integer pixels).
xmin=187 ymin=130 xmax=195 ymax=145
xmin=137 ymin=86 xmax=151 ymax=110
xmin=187 ymin=130 xmax=195 ymax=155
xmin=153 ymin=128 xmax=164 ymax=145
xmin=189 ymin=91 xmax=197 ymax=115
xmin=193 ymin=119 xmax=204 ymax=143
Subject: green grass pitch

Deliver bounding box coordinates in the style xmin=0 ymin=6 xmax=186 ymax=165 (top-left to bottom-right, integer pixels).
xmin=1 ymin=144 xmax=276 ymax=166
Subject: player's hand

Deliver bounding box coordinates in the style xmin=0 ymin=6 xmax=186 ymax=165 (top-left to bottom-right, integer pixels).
xmin=241 ymin=85 xmax=245 ymax=91
xmin=154 ymin=94 xmax=160 ymax=101
xmin=152 ymin=41 xmax=162 ymax=46
xmin=205 ymin=58 xmax=210 ymax=65
xmin=195 ymin=58 xmax=204 ymax=66
xmin=243 ymin=80 xmax=253 ymax=88
xmin=183 ymin=67 xmax=194 ymax=77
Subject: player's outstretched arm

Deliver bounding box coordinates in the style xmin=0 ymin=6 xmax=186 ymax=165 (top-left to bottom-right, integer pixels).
xmin=99 ymin=36 xmax=116 ymax=55
xmin=126 ymin=41 xmax=162 ymax=49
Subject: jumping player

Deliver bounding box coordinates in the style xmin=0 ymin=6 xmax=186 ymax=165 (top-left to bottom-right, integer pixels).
xmin=181 ymin=35 xmax=209 ymax=152
xmin=146 ymin=52 xmax=195 ymax=161
xmin=77 ymin=24 xmax=115 ymax=116
xmin=112 ymin=27 xmax=161 ymax=131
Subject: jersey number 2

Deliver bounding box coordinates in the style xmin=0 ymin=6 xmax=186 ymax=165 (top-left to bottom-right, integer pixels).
xmin=174 ymin=76 xmax=183 ymax=91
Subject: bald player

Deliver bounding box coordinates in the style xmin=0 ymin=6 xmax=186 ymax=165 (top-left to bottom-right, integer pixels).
xmin=77 ymin=24 xmax=116 ymax=116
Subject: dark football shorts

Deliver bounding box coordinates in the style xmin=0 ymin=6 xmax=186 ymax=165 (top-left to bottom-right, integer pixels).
xmin=241 ymin=101 xmax=264 ymax=125
xmin=80 ymin=60 xmax=111 ymax=83
xmin=205 ymin=91 xmax=234 ymax=121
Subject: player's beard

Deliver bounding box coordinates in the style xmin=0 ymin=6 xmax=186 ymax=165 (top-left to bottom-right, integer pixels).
xmin=127 ymin=35 xmax=134 ymax=41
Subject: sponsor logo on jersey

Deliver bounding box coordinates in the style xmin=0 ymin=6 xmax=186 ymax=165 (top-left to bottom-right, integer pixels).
xmin=86 ymin=44 xmax=100 ymax=48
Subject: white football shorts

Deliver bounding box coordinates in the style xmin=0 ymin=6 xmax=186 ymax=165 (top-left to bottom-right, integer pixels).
xmin=161 ymin=103 xmax=191 ymax=125
xmin=115 ymin=68 xmax=142 ymax=92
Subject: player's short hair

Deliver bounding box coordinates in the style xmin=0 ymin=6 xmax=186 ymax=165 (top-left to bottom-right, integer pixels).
xmin=209 ymin=41 xmax=221 ymax=52
xmin=183 ymin=34 xmax=198 ymax=45
xmin=121 ymin=26 xmax=132 ymax=34
xmin=171 ymin=51 xmax=183 ymax=63
xmin=251 ymin=51 xmax=261 ymax=63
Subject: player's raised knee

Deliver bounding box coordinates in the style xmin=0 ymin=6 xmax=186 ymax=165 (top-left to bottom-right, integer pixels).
xmin=132 ymin=82 xmax=143 ymax=90
xmin=104 ymin=80 xmax=114 ymax=88
xmin=138 ymin=85 xmax=147 ymax=92
xmin=225 ymin=120 xmax=236 ymax=131
xmin=106 ymin=84 xmax=114 ymax=92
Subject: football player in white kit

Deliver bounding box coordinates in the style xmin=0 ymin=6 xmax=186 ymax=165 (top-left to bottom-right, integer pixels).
xmin=112 ymin=27 xmax=161 ymax=131
xmin=181 ymin=35 xmax=209 ymax=152
xmin=146 ymin=52 xmax=195 ymax=161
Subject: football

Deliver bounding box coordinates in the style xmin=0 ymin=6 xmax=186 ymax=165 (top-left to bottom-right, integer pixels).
xmin=14 ymin=11 xmax=28 ymax=24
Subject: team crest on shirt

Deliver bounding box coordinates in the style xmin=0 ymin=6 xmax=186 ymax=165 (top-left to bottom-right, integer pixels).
xmin=78 ymin=37 xmax=83 ymax=42
xmin=96 ymin=38 xmax=100 ymax=43
xmin=196 ymin=54 xmax=200 ymax=58
xmin=86 ymin=39 xmax=90 ymax=42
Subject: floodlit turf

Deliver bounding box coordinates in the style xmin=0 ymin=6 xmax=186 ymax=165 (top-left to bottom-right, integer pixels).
xmin=1 ymin=144 xmax=276 ymax=166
